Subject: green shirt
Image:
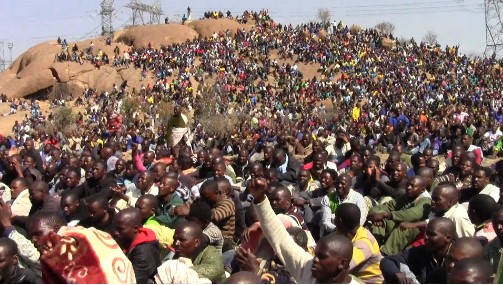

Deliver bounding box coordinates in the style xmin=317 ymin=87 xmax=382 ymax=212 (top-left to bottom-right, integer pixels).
xmin=144 ymin=215 xmax=161 ymax=227
xmin=193 ymin=246 xmax=226 ymax=283
xmin=370 ymin=193 xmax=431 ymax=222
xmin=155 ymin=193 xmax=184 ymax=228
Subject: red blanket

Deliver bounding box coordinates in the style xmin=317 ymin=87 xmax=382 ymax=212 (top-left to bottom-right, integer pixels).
xmin=40 ymin=226 xmax=136 ymax=284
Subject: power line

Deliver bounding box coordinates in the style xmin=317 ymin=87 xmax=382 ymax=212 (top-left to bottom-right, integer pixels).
xmin=346 ymin=3 xmax=482 ymax=13
xmin=346 ymin=6 xmax=484 ymax=16
xmin=339 ymin=0 xmax=479 ymax=9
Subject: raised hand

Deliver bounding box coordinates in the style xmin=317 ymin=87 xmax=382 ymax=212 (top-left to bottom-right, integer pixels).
xmin=248 ymin=177 xmax=268 ymax=204
xmin=0 ymin=198 xmax=12 ymax=230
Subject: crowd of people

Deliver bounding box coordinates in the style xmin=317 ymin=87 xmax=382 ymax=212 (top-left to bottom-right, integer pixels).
xmin=0 ymin=8 xmax=503 ymax=284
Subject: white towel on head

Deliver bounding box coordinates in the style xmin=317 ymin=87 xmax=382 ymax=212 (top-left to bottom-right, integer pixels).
xmin=154 ymin=259 xmax=212 ymax=284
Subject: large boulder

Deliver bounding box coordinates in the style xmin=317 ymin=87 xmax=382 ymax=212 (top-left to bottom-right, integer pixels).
xmin=0 ymin=18 xmax=253 ymax=99
xmin=115 ymin=24 xmax=199 ymax=48
xmin=381 ymin=37 xmax=396 ymax=49
xmin=0 ymin=70 xmax=55 ymax=99
xmin=188 ymin=18 xmax=254 ymax=38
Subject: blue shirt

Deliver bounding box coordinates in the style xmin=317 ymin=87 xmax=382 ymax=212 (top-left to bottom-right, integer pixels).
xmin=278 ymin=155 xmax=289 ymax=174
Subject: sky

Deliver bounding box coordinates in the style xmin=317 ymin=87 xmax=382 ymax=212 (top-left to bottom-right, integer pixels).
xmin=0 ymin=0 xmax=486 ymax=61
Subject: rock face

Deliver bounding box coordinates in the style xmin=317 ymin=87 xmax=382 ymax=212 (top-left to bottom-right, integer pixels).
xmin=115 ymin=24 xmax=199 ymax=48
xmin=381 ymin=37 xmax=396 ymax=49
xmin=0 ymin=37 xmax=132 ymax=99
xmin=187 ymin=18 xmax=254 ymax=38
xmin=0 ymin=19 xmax=253 ymax=99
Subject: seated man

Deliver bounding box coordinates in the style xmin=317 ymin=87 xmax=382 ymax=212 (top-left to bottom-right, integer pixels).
xmin=188 ymin=200 xmax=224 ymax=254
xmin=0 ymin=237 xmax=40 ymax=283
xmin=240 ymin=183 xmax=310 ymax=256
xmin=271 ymin=148 xmax=301 ymax=184
xmin=79 ymin=195 xmax=116 ymax=233
xmin=334 ymin=203 xmax=384 ymax=284
xmin=111 ymin=208 xmax=161 ymax=284
xmin=400 ymin=182 xmax=474 ymax=239
xmin=448 ymin=258 xmax=494 ymax=284
xmin=113 ymin=170 xmax=158 ymax=210
xmin=8 ymin=177 xmax=31 ymax=217
xmin=156 ymin=174 xmax=184 ymax=228
xmin=483 ymin=206 xmax=503 ymax=272
xmin=198 ymin=179 xmax=236 ymax=252
xmin=248 ymin=177 xmax=361 ymax=283
xmin=60 ymin=191 xmax=85 ymax=227
xmin=173 ymin=221 xmax=226 ymax=283
xmin=368 ymin=176 xmax=431 ymax=255
xmin=27 ymin=180 xmax=60 ymax=216
xmin=460 ymin=166 xmax=500 ymax=204
xmin=136 ymin=194 xmax=175 ymax=259
xmin=468 ymin=194 xmax=498 ymax=244
xmin=373 ymin=161 xmax=408 ymax=204
xmin=320 ymin=173 xmax=367 ymax=236
xmin=442 ymin=237 xmax=484 ymax=283
xmin=135 ymin=194 xmax=160 ymax=226
xmin=380 ymin=218 xmax=455 ymax=283
xmin=25 ymin=211 xmax=135 ymax=283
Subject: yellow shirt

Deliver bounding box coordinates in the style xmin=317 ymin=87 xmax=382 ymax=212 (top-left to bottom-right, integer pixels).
xmin=352 ymin=106 xmax=361 ymax=122
xmin=347 ymin=227 xmax=384 ymax=283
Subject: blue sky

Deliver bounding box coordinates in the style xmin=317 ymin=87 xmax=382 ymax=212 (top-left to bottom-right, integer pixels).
xmin=0 ymin=0 xmax=485 ymax=60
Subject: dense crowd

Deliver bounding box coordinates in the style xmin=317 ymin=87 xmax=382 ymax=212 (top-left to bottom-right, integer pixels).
xmin=0 ymin=8 xmax=503 ymax=284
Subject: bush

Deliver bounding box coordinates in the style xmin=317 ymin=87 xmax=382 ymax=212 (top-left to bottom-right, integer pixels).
xmin=156 ymin=101 xmax=175 ymax=125
xmin=121 ymin=96 xmax=141 ymax=125
xmin=51 ymin=106 xmax=77 ymax=133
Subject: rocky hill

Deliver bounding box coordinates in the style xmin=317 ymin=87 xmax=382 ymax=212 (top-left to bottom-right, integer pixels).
xmin=0 ymin=18 xmax=255 ymax=99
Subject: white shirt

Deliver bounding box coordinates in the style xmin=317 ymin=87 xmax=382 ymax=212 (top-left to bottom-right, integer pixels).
xmin=10 ymin=189 xmax=32 ymax=217
xmin=321 ymin=189 xmax=368 ymax=232
xmin=190 ymin=175 xmax=233 ymax=198
xmin=427 ymin=203 xmax=474 ymax=238
xmin=480 ymin=183 xmax=500 ymax=202
xmin=116 ymin=184 xmax=158 ymax=210
xmin=484 ymin=130 xmax=503 ymax=142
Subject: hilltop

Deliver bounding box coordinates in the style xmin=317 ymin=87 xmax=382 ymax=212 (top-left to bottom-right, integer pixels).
xmin=0 ymin=18 xmax=258 ymax=99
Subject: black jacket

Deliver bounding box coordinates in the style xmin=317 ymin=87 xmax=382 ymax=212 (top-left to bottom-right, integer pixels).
xmin=273 ymin=155 xmax=301 ymax=184
xmin=0 ymin=267 xmax=41 ymax=284
xmin=380 ymin=245 xmax=445 ymax=284
xmin=128 ymin=241 xmax=161 ymax=284
xmin=74 ymin=176 xmax=116 ymax=203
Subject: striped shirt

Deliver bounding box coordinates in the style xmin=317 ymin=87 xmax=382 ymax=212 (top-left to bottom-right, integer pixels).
xmin=211 ymin=197 xmax=236 ymax=240
xmin=349 ymin=227 xmax=384 ymax=284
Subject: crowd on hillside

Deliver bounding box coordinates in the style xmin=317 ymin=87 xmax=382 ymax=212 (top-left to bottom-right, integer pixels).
xmin=0 ymin=8 xmax=503 ymax=284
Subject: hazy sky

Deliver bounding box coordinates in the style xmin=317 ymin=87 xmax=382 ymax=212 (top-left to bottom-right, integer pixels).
xmin=0 ymin=0 xmax=486 ymax=61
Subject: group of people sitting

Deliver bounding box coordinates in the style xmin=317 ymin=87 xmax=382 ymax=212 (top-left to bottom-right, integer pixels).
xmin=0 ymin=118 xmax=501 ymax=284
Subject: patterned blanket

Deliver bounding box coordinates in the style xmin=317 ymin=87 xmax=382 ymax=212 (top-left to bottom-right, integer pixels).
xmin=40 ymin=226 xmax=136 ymax=284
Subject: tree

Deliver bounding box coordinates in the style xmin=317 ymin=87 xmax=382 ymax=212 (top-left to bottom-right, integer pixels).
xmin=375 ymin=21 xmax=395 ymax=36
xmin=51 ymin=107 xmax=76 ymax=133
xmin=422 ymin=31 xmax=438 ymax=45
xmin=121 ymin=96 xmax=140 ymax=126
xmin=317 ymin=8 xmax=331 ymax=26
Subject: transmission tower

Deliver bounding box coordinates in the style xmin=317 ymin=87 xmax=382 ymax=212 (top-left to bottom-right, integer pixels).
xmin=100 ymin=0 xmax=115 ymax=37
xmin=127 ymin=0 xmax=163 ymax=26
xmin=7 ymin=43 xmax=13 ymax=64
xmin=485 ymin=0 xmax=503 ymax=57
xmin=0 ymin=42 xmax=5 ymax=71
xmin=150 ymin=0 xmax=162 ymax=24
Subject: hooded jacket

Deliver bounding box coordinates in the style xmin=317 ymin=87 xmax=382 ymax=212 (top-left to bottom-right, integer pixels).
xmin=126 ymin=227 xmax=161 ymax=284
